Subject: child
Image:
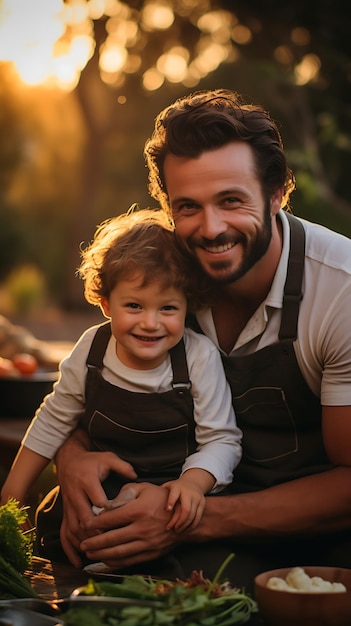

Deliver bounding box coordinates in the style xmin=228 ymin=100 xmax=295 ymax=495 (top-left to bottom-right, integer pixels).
xmin=0 ymin=208 xmax=242 ymax=536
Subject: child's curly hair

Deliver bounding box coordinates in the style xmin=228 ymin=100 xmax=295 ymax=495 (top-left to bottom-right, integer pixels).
xmin=78 ymin=206 xmax=210 ymax=313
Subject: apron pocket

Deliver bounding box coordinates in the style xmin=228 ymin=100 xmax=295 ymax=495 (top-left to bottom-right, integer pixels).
xmin=88 ymin=410 xmax=190 ymax=472
xmin=233 ymin=386 xmax=298 ymax=462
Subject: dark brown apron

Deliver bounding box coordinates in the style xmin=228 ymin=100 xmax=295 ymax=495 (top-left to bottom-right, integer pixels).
xmin=174 ymin=213 xmax=350 ymax=591
xmin=224 ymin=214 xmax=331 ymax=492
xmin=188 ymin=213 xmax=331 ymax=494
xmin=36 ymin=326 xmax=196 ymax=563
xmin=80 ymin=322 xmax=197 ymax=497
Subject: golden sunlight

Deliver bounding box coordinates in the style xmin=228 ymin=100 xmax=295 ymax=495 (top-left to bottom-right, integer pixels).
xmin=294 ymin=53 xmax=321 ymax=85
xmin=0 ymin=0 xmax=94 ymax=90
xmin=0 ymin=0 xmax=244 ymax=92
xmin=141 ymin=2 xmax=174 ymax=31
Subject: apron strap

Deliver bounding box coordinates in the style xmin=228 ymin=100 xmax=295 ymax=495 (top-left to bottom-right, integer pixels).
xmin=85 ymin=322 xmax=111 ymax=401
xmin=278 ymin=212 xmax=306 ymax=342
xmin=85 ymin=321 xmax=191 ymax=392
xmin=86 ymin=321 xmax=112 ymax=367
xmin=170 ymin=339 xmax=192 ymax=392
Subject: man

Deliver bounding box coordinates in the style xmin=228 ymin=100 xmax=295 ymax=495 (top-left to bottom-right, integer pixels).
xmin=37 ymin=89 xmax=351 ymax=591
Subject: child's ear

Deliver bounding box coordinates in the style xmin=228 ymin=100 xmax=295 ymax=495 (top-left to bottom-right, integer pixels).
xmin=100 ymin=297 xmax=111 ymax=318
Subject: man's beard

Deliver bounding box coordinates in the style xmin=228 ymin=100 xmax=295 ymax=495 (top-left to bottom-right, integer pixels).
xmin=190 ymin=202 xmax=272 ymax=285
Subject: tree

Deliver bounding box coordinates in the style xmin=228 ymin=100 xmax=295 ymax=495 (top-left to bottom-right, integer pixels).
xmin=0 ymin=0 xmax=350 ymax=308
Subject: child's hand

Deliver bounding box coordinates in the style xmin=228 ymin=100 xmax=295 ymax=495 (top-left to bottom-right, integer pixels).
xmin=162 ymin=479 xmax=205 ymax=532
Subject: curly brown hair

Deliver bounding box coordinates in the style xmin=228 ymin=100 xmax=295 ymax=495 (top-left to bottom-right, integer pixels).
xmin=78 ymin=207 xmax=210 ymax=312
xmin=144 ymin=88 xmax=295 ymax=214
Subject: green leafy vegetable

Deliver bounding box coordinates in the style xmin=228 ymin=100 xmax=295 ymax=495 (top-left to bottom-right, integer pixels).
xmin=63 ymin=553 xmax=257 ymax=625
xmin=0 ymin=554 xmax=38 ymax=599
xmin=0 ymin=498 xmax=34 ymax=572
xmin=0 ymin=498 xmax=38 ymax=598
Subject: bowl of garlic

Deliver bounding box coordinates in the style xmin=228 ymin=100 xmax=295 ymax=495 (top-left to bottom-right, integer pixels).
xmin=254 ymin=566 xmax=351 ymax=626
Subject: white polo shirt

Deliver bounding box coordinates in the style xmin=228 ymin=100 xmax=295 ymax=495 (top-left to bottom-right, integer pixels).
xmin=196 ymin=210 xmax=351 ymax=407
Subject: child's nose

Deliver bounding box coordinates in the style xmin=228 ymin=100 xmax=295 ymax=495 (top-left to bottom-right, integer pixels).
xmin=141 ymin=311 xmax=159 ymax=329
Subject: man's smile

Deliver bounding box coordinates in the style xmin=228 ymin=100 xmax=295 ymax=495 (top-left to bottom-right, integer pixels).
xmin=202 ymin=242 xmax=236 ymax=254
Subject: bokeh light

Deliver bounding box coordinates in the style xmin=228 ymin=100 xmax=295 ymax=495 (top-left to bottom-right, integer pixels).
xmin=0 ymin=0 xmax=319 ymax=93
xmin=0 ymin=0 xmax=254 ymax=92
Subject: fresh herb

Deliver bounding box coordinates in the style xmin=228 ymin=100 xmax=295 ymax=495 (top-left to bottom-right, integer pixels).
xmin=0 ymin=498 xmax=34 ymax=572
xmin=63 ymin=553 xmax=257 ymax=625
xmin=0 ymin=554 xmax=38 ymax=599
xmin=0 ymin=498 xmax=38 ymax=598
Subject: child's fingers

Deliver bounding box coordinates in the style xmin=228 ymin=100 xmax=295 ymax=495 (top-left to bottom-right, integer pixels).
xmin=174 ymin=513 xmax=196 ymax=533
xmin=174 ymin=497 xmax=206 ymax=533
xmin=166 ymin=506 xmax=182 ymax=531
xmin=173 ymin=499 xmax=197 ymax=532
xmin=164 ymin=483 xmax=181 ymax=511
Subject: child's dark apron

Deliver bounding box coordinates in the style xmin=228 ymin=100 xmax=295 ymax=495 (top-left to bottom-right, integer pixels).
xmin=36 ymin=328 xmax=196 ymax=562
xmin=80 ymin=323 xmax=196 ymax=497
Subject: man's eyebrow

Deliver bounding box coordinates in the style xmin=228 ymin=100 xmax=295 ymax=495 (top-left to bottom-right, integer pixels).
xmin=171 ymin=195 xmax=196 ymax=205
xmin=172 ymin=188 xmax=242 ymax=203
xmin=216 ymin=188 xmax=242 ymax=197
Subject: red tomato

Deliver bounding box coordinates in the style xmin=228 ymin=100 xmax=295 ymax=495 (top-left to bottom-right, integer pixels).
xmin=0 ymin=357 xmax=19 ymax=377
xmin=12 ymin=353 xmax=39 ymax=375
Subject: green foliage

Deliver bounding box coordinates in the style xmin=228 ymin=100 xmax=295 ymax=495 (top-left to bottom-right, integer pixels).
xmin=0 ymin=499 xmax=37 ymax=599
xmin=0 ymin=206 xmax=25 ymax=282
xmin=3 ymin=264 xmax=46 ymax=314
xmin=64 ymin=555 xmax=257 ymax=625
xmin=0 ymin=498 xmax=34 ymax=573
xmin=0 ymin=554 xmax=38 ymax=599
xmin=0 ymin=0 xmax=350 ymax=308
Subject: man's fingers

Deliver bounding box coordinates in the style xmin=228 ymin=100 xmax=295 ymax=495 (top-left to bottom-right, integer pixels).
xmin=82 ymin=536 xmax=163 ymax=569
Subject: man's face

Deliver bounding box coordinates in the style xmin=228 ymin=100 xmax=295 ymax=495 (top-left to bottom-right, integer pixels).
xmin=164 ymin=142 xmax=280 ymax=285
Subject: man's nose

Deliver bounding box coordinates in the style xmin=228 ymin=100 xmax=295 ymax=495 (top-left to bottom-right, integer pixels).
xmin=200 ymin=206 xmax=226 ymax=240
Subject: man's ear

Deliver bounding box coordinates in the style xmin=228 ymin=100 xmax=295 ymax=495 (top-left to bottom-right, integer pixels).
xmin=270 ymin=187 xmax=284 ymax=216
xmin=100 ymin=297 xmax=111 ymax=318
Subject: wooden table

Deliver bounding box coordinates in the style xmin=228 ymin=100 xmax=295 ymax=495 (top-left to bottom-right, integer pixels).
xmin=25 ymin=557 xmax=89 ymax=601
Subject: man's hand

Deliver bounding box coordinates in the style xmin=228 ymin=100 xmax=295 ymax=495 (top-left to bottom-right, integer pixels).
xmin=55 ymin=429 xmax=137 ymax=567
xmin=80 ymin=483 xmax=180 ymax=569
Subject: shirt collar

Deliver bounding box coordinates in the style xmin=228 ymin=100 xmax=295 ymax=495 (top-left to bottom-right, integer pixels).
xmin=263 ymin=209 xmax=291 ymax=315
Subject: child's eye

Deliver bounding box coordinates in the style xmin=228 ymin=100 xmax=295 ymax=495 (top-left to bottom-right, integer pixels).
xmin=126 ymin=302 xmax=141 ymax=309
xmin=162 ymin=305 xmax=177 ymax=311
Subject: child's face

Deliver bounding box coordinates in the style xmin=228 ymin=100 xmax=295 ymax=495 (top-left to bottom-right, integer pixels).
xmin=100 ymin=273 xmax=187 ymax=370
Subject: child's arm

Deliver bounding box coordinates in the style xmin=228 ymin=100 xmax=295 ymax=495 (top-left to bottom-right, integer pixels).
xmin=163 ymin=468 xmax=215 ymax=532
xmin=0 ymin=445 xmax=50 ymax=507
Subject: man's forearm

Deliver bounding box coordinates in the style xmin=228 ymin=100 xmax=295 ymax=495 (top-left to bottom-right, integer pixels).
xmin=190 ymin=466 xmax=351 ymax=542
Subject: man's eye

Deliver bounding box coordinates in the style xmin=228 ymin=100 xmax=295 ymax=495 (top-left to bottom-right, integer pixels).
xmin=223 ymin=196 xmax=240 ymax=206
xmin=174 ymin=202 xmax=199 ymax=213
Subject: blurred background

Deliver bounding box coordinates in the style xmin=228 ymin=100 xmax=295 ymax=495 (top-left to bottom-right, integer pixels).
xmin=0 ymin=0 xmax=350 ymax=342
